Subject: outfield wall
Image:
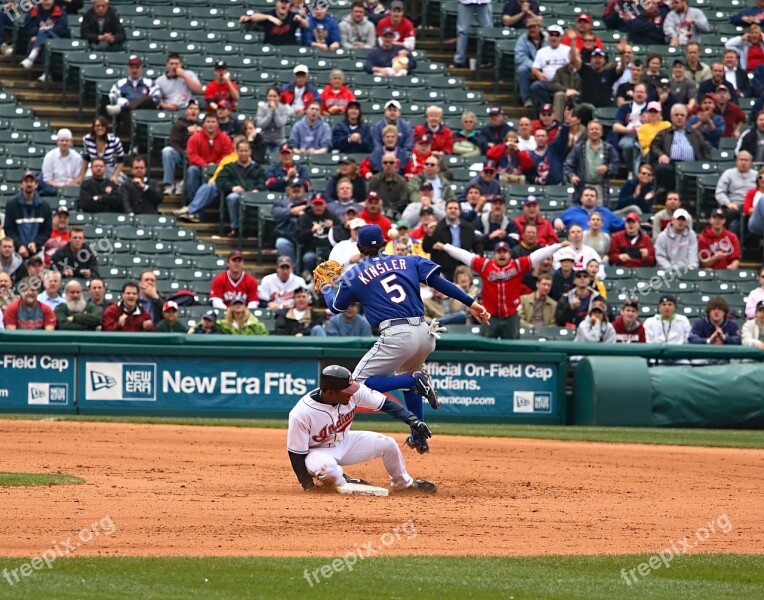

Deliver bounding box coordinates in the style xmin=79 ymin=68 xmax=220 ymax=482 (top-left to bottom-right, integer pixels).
xmin=0 ymin=332 xmax=762 ymax=428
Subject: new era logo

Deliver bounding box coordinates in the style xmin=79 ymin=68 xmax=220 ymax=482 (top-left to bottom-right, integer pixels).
xmin=30 ymin=387 xmax=46 ymax=400
xmin=91 ymin=371 xmax=116 ymax=391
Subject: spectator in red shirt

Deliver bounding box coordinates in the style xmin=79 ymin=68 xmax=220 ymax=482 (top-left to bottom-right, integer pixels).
xmin=184 ymin=113 xmax=233 ymax=202
xmin=376 ymin=0 xmax=415 ymax=49
xmin=698 ymin=208 xmax=742 ymax=269
xmin=320 ymin=69 xmax=357 ymax=116
xmin=412 ymin=106 xmax=453 ymax=156
xmin=714 ymin=85 xmax=747 ymax=138
xmin=608 ymin=212 xmax=656 ymax=267
xmin=101 ymin=281 xmax=155 ymax=332
xmin=531 ymin=104 xmax=561 ymax=143
xmin=612 ymin=299 xmax=646 ymax=343
xmin=204 ymin=60 xmax=240 ymax=113
xmin=404 ymin=134 xmax=433 ymax=178
xmin=358 ymin=192 xmax=393 ymax=238
xmin=3 ymin=278 xmax=56 ymax=330
xmin=514 ymin=195 xmax=559 ymax=246
xmin=209 ymin=250 xmax=260 ymax=310
xmin=43 ymin=206 xmax=71 ymax=264
xmin=561 ymin=14 xmax=603 ymax=51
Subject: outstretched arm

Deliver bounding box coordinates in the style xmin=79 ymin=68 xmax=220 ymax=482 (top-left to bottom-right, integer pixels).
xmin=435 ymin=242 xmax=477 ymax=267
xmin=530 ymin=242 xmax=567 ymax=267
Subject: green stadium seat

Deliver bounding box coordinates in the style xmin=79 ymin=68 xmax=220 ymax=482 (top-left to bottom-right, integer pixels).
xmin=156 ymin=229 xmax=196 ymax=242
xmin=153 ymin=256 xmax=192 ymax=270
xmin=91 ymin=213 xmax=134 ymax=227
xmin=698 ymin=280 xmax=738 ymax=295
xmin=134 ymin=240 xmax=174 ymax=255
xmin=194 ymin=255 xmax=227 ymax=271
xmin=112 ymin=254 xmax=152 ymax=269
xmin=115 ymin=228 xmax=155 ymax=242
xmin=716 ymin=269 xmax=757 ymax=283
xmin=133 ymin=214 xmax=177 ymax=229
xmin=677 ymin=268 xmax=716 ymax=282
xmin=176 ymin=241 xmax=216 ymax=256
xmin=100 ymin=266 xmax=129 ymax=280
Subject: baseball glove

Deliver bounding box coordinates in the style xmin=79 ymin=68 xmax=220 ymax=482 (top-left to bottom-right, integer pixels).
xmin=313 ymin=259 xmax=343 ymax=294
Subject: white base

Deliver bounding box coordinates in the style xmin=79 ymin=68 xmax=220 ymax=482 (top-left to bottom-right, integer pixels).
xmin=336 ymin=482 xmax=389 ymax=497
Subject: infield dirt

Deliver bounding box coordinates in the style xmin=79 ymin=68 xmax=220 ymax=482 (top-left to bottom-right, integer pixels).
xmin=0 ymin=420 xmax=761 ymax=557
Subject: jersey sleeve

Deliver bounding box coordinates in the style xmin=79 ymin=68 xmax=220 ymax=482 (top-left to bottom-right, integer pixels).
xmin=286 ymin=410 xmax=311 ymax=454
xmin=353 ymin=384 xmax=386 ymax=411
xmin=518 ymin=255 xmax=532 ymax=275
xmin=472 ymin=255 xmax=489 ymax=273
xmin=413 ymin=255 xmax=442 ymax=282
xmin=331 ymin=271 xmax=358 ymax=312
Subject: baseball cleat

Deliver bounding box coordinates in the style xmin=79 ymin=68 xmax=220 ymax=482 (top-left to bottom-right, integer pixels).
xmin=343 ymin=474 xmax=371 ymax=486
xmin=405 ymin=434 xmax=430 ymax=454
xmin=399 ymin=479 xmax=437 ymax=494
xmin=413 ymin=368 xmax=439 ymax=409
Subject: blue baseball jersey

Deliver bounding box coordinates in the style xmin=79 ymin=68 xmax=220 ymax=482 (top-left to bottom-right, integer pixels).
xmin=332 ymin=254 xmax=441 ymax=327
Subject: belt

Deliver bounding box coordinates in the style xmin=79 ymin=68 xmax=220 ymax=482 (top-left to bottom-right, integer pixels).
xmin=378 ymin=316 xmax=424 ymax=331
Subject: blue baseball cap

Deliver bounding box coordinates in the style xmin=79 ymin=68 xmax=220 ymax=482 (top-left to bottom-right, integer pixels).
xmin=357 ymin=224 xmax=385 ymax=247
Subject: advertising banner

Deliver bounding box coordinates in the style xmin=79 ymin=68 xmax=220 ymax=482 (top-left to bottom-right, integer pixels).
xmin=0 ymin=354 xmax=76 ymax=411
xmin=78 ymin=356 xmax=319 ymax=413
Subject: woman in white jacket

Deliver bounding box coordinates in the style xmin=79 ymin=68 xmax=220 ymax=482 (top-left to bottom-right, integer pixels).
xmin=741 ymin=300 xmax=764 ymax=349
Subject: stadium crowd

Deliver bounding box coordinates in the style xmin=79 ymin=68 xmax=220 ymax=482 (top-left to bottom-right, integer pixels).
xmin=1 ymin=0 xmax=764 ymax=347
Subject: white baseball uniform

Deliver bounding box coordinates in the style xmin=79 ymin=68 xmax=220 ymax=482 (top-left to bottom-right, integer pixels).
xmin=287 ymin=384 xmax=415 ymax=491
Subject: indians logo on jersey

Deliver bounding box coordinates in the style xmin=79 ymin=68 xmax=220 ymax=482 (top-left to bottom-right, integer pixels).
xmin=312 ymin=409 xmax=356 ymax=443
xmin=487 ymin=267 xmax=519 ymax=281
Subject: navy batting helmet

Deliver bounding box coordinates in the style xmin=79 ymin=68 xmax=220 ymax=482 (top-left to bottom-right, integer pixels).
xmin=319 ymin=365 xmax=360 ymax=393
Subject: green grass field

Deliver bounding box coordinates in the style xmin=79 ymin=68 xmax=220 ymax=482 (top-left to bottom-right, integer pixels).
xmin=0 ymin=472 xmax=83 ymax=487
xmin=0 ymin=555 xmax=761 ymax=599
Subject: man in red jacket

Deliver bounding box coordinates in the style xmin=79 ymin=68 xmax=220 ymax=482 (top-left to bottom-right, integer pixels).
xmin=698 ymin=208 xmax=741 ymax=270
xmin=514 ymin=195 xmax=559 ymax=246
xmin=608 ymin=212 xmax=656 ymax=267
xmin=184 ymin=113 xmax=233 ymax=202
xmin=102 ymin=281 xmax=154 ymax=332
xmin=611 ymin=298 xmax=646 ymax=343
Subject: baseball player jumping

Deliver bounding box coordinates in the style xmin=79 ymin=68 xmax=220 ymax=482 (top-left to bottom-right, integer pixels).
xmin=287 ymin=365 xmax=437 ymax=493
xmin=316 ymin=224 xmax=491 ymax=454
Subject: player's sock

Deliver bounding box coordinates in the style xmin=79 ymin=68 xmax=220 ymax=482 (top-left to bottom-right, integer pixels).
xmin=403 ymin=389 xmax=423 ymax=420
xmin=364 ymin=375 xmax=415 ymax=394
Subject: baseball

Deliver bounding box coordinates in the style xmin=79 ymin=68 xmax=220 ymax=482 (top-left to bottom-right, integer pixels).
xmin=388 ymin=228 xmax=399 ymax=239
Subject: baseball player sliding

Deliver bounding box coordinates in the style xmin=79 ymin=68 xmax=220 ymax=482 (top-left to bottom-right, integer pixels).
xmin=314 ymin=224 xmax=491 ymax=454
xmin=287 ymin=365 xmax=437 ymax=493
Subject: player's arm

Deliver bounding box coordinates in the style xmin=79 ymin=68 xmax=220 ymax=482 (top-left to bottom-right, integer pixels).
xmin=437 ymin=243 xmax=477 ymax=267
xmin=287 ymin=451 xmax=316 ymax=491
xmin=379 ymin=399 xmax=432 ymax=440
xmin=530 ymin=242 xmax=567 ymax=267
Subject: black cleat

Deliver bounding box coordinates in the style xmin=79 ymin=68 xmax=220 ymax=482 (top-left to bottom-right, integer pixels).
xmin=413 ymin=368 xmax=439 ymax=409
xmin=399 ymin=479 xmax=437 ymax=494
xmin=343 ymin=474 xmax=371 ymax=486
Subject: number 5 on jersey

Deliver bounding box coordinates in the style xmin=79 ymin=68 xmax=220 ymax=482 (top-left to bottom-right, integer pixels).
xmin=381 ymin=275 xmax=407 ymax=304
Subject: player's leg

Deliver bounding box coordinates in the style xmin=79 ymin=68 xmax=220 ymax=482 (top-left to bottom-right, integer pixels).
xmin=338 ymin=431 xmax=414 ymax=491
xmin=304 ymin=449 xmax=345 ymax=488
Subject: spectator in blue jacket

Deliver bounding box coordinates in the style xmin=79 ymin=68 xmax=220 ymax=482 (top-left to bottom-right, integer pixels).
xmin=363 ymin=27 xmax=416 ymax=75
xmin=272 ymin=178 xmax=310 ymax=264
xmin=514 ymin=17 xmax=547 ymax=107
xmin=21 ymin=0 xmax=71 ymax=81
xmin=106 ymin=57 xmax=157 ymax=118
xmin=622 ymin=0 xmax=668 ymax=46
xmin=265 ymin=145 xmax=311 ymax=192
xmin=527 ymin=124 xmax=570 ymax=185
xmin=688 ymin=296 xmax=741 ymax=345
xmin=303 ymin=3 xmax=341 ymax=51
xmin=729 ymin=0 xmax=764 ymax=27
xmin=331 ymin=101 xmax=375 ymax=153
xmin=372 ymin=99 xmax=414 ymax=151
xmin=288 ymin=101 xmax=332 ymax=154
xmin=459 ymin=161 xmax=502 ymax=201
xmin=326 ymin=302 xmax=372 ymax=336
xmin=553 ymin=186 xmax=625 ymax=234
xmin=4 ymin=171 xmax=53 ymax=259
xmin=688 ymin=93 xmax=725 ymax=149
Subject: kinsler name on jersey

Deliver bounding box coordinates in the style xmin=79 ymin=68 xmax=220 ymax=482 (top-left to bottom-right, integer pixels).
xmin=312 ymin=408 xmax=356 ymax=443
xmin=356 ymin=258 xmax=409 ymax=285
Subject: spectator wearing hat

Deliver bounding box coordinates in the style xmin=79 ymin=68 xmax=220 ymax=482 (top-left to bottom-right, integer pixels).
xmin=485 ymin=130 xmax=534 ymax=184
xmin=698 ymin=208 xmax=741 ymax=270
xmin=274 ymin=288 xmax=325 ymax=336
xmin=279 ymin=65 xmax=320 ymax=116
xmin=515 ymin=18 xmax=547 ymax=108
xmin=451 ymin=0 xmax=492 ymax=68
xmin=714 ymin=86 xmax=746 ymax=138
xmin=716 ymin=150 xmax=756 ymax=233
xmin=54 ymin=279 xmax=102 ymax=331
xmin=218 ymin=298 xmax=269 ymax=335
xmin=461 ymin=161 xmax=502 ymax=203
xmin=412 ymin=106 xmax=453 ymax=156
xmin=327 ymin=176 xmax=365 ymax=219
xmin=688 ymin=93 xmax=725 ymax=148
xmin=407 ymin=157 xmax=455 ymax=206
xmin=320 ymin=69 xmax=356 ymax=116
xmin=340 ymin=1 xmax=376 ymax=50
xmin=102 ymin=281 xmax=154 ymax=332
xmin=741 ymin=298 xmax=764 ymax=349
xmin=608 ymin=212 xmax=656 ymax=267
xmin=363 ymin=26 xmax=417 ymax=75
xmin=215 ymin=101 xmax=239 ymax=138
xmin=256 ymin=87 xmax=291 ymax=153
xmin=555 ymin=267 xmax=603 ymax=327
xmin=568 ymin=30 xmax=625 ymax=108
xmin=272 ymin=177 xmax=309 ymax=263
xmin=20 ymin=0 xmax=71 ymax=81
xmin=562 ymin=14 xmax=604 ymax=50
xmin=476 ymin=195 xmax=520 ymax=253
xmin=154 ymin=301 xmax=187 ymax=333
xmin=265 ymin=145 xmax=310 ymax=193
xmin=529 ymin=24 xmax=570 ymax=111
xmin=5 ymin=171 xmax=52 ymax=259
xmin=50 ymin=225 xmax=99 ymax=279
xmin=663 ymin=0 xmax=710 ymax=46
xmin=239 ymin=0 xmax=308 ymax=46
xmin=623 ymin=0 xmax=668 ymax=45
xmin=358 ymin=192 xmax=394 ymax=237
xmin=209 ymin=250 xmax=259 ymax=311
xmin=331 ymin=101 xmax=375 ymax=154
xmin=549 ymin=248 xmax=575 ymax=301
xmin=612 ymin=300 xmax=646 ymax=343
xmin=297 ymin=193 xmax=340 ymax=273
xmin=40 ymin=128 xmax=83 ymax=196
xmin=161 ymin=101 xmax=200 ymax=196
xmin=289 ymin=100 xmax=332 ymax=155
xmin=80 ymin=0 xmax=124 ymax=50
xmin=404 ymin=134 xmax=434 ymax=178
xmin=150 ymin=53 xmax=202 ymax=112
xmin=376 ymin=0 xmax=415 ymax=49
xmin=650 ymin=103 xmax=711 ymax=197
xmin=329 ymin=216 xmax=366 ymax=267
xmin=519 ymin=273 xmax=557 ymax=328
xmin=367 ymin=150 xmax=409 ymax=216
xmin=515 ymin=195 xmax=558 ymax=246
xmin=423 ymin=199 xmax=485 ymax=282
xmin=304 ymin=3 xmax=341 ymax=51
xmin=697 ymin=63 xmax=737 ymax=104
xmin=189 ymin=309 xmax=221 ymax=335
xmin=258 ymin=256 xmax=309 ymax=309
xmin=503 ymin=0 xmax=540 ymax=29
xmin=326 ymin=301 xmax=372 ymax=336
xmin=574 ymin=299 xmax=615 ymax=343
xmin=688 ymin=296 xmax=741 ymax=345
xmin=481 ymin=107 xmax=513 ymax=150
xmin=644 ymin=293 xmax=691 ymax=344
xmin=216 ymin=139 xmax=266 ymax=237
xmin=106 ymin=57 xmax=157 ymax=119
xmin=184 ymin=113 xmax=234 ymax=202
xmin=205 ymin=61 xmax=239 ymax=114
xmin=651 ymin=191 xmax=691 ymax=239
xmin=372 ymin=100 xmax=414 ymax=151
xmin=530 ymin=104 xmax=561 ymax=143
xmin=527 ymin=122 xmax=570 ymax=186
xmin=120 ymin=156 xmax=162 ymax=215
